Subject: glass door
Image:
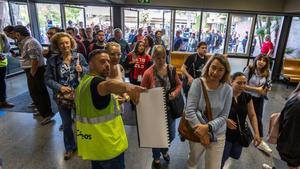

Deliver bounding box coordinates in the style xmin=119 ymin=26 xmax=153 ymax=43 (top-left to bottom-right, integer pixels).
xmin=162 ymin=10 xmax=172 ymax=51
xmin=36 ymin=3 xmax=62 ymax=44
xmin=10 ymin=2 xmax=30 ymax=28
xmin=225 ymin=14 xmax=256 ymax=56
xmin=123 ymin=8 xmax=139 ymax=42
xmin=174 ymin=10 xmax=201 ymax=51
xmin=225 ymin=14 xmax=256 ymax=72
xmin=64 ymin=6 xmax=85 ymax=28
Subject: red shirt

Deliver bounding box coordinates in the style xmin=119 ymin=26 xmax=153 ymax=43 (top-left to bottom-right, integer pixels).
xmin=261 ymin=40 xmax=273 ymax=55
xmin=127 ymin=52 xmax=151 ymax=81
xmin=136 ymin=35 xmax=144 ymax=42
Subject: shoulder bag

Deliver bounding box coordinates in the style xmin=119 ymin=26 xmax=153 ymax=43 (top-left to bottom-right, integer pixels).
xmin=55 ymin=53 xmax=80 ymax=109
xmin=236 ymin=112 xmax=253 ymax=147
xmin=178 ymin=78 xmax=212 ymax=145
xmin=167 ymin=65 xmax=184 ymax=119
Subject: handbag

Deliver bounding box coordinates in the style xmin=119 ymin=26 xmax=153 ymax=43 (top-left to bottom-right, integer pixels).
xmin=178 ymin=78 xmax=212 ymax=144
xmin=236 ymin=113 xmax=253 ymax=147
xmin=167 ymin=65 xmax=184 ymax=119
xmin=56 ymin=90 xmax=75 ymax=109
xmin=54 ymin=53 xmax=80 ymax=109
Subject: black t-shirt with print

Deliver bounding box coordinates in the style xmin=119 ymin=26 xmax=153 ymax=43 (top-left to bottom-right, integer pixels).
xmin=90 ymin=77 xmax=111 ymax=110
xmin=226 ymin=92 xmax=252 ymax=143
xmin=184 ymin=53 xmax=207 ymax=78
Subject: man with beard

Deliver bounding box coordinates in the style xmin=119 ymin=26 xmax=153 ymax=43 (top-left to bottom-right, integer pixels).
xmin=87 ymin=30 xmax=106 ymax=56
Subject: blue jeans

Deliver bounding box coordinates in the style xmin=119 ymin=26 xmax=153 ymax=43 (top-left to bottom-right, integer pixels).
xmin=152 ymin=148 xmax=168 ymax=161
xmin=221 ymin=141 xmax=243 ymax=169
xmin=57 ymin=105 xmax=76 ymax=152
xmin=151 ymin=111 xmax=175 ymax=161
xmin=0 ymin=67 xmax=6 ymax=102
xmin=91 ymin=153 xmax=125 ymax=169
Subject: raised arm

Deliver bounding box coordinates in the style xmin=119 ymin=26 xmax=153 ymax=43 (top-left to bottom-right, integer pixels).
xmin=97 ymin=79 xmax=146 ymax=104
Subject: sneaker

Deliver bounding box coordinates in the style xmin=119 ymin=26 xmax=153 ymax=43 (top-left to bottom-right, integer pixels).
xmin=262 ymin=163 xmax=275 ymax=169
xmin=59 ymin=124 xmax=63 ymax=131
xmin=162 ymin=153 xmax=170 ymax=163
xmin=257 ymin=140 xmax=272 ymax=154
xmin=0 ymin=102 xmax=14 ymax=108
xmin=33 ymin=112 xmax=41 ymax=117
xmin=40 ymin=116 xmax=53 ymax=126
xmin=64 ymin=151 xmax=73 ymax=160
xmin=152 ymin=160 xmax=160 ymax=169
xmin=28 ymin=102 xmax=35 ymax=108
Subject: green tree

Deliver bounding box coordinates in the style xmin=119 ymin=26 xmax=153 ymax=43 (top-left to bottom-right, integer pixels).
xmin=38 ymin=5 xmax=60 ymax=32
xmin=65 ymin=7 xmax=81 ymax=25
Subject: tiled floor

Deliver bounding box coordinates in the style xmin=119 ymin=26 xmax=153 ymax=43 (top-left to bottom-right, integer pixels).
xmin=0 ymin=73 xmax=295 ymax=169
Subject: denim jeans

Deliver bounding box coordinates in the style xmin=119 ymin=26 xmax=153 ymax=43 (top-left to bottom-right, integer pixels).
xmin=0 ymin=67 xmax=6 ymax=102
xmin=91 ymin=153 xmax=125 ymax=169
xmin=57 ymin=105 xmax=76 ymax=152
xmin=152 ymin=148 xmax=168 ymax=161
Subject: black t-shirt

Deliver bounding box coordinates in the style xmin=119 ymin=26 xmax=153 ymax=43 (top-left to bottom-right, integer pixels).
xmin=90 ymin=77 xmax=111 ymax=110
xmin=92 ymin=43 xmax=106 ymax=51
xmin=184 ymin=53 xmax=207 ymax=78
xmin=226 ymin=92 xmax=252 ymax=143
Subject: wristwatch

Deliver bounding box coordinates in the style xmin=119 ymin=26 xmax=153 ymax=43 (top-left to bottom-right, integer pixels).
xmin=208 ymin=124 xmax=212 ymax=132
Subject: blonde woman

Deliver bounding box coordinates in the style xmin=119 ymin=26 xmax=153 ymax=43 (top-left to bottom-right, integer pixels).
xmin=141 ymin=45 xmax=182 ymax=169
xmin=185 ymin=54 xmax=233 ymax=169
xmin=106 ymin=42 xmax=129 ymax=109
xmin=45 ymin=32 xmax=88 ymax=160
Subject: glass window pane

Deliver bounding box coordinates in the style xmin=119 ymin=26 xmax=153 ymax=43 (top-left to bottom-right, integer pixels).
xmin=252 ymin=15 xmax=283 ymax=57
xmin=201 ymin=12 xmax=228 ymax=54
xmin=227 ymin=14 xmax=254 ymax=55
xmin=138 ymin=9 xmax=164 ymax=33
xmin=163 ymin=11 xmax=171 ymax=51
xmin=85 ymin=6 xmax=111 ymax=29
xmin=285 ymin=17 xmax=300 ymax=59
xmin=174 ymin=10 xmax=201 ymax=52
xmin=65 ymin=6 xmax=85 ymax=28
xmin=0 ymin=1 xmax=11 ymax=31
xmin=36 ymin=3 xmax=61 ymax=44
xmin=10 ymin=3 xmax=30 ymax=28
xmin=7 ymin=2 xmax=29 ymax=74
xmin=123 ymin=8 xmax=172 ymax=51
xmin=124 ymin=9 xmax=138 ymax=42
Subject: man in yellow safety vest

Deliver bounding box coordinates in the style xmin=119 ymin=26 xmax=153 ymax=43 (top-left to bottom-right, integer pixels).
xmin=0 ymin=33 xmax=14 ymax=108
xmin=75 ymin=49 xmax=146 ymax=169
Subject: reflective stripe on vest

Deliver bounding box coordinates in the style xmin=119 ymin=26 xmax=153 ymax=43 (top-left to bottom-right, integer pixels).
xmin=76 ymin=97 xmax=121 ymax=124
xmin=76 ymin=111 xmax=121 ymax=124
xmin=75 ymin=74 xmax=128 ymax=161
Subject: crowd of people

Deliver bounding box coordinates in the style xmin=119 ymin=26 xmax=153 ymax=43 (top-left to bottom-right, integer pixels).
xmin=0 ymin=23 xmax=299 ymax=169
